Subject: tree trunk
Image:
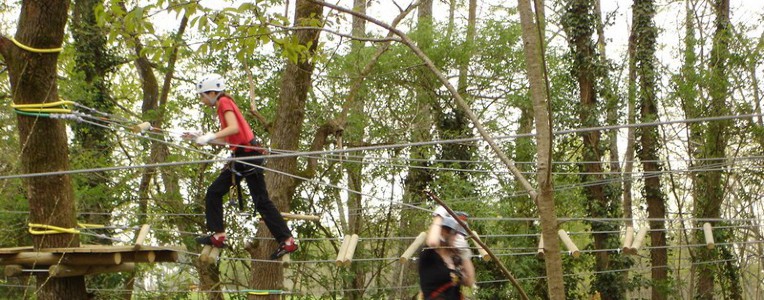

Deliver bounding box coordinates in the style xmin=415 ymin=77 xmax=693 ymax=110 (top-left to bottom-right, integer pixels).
xmin=693 ymin=0 xmax=741 ymax=299
xmin=594 ymin=0 xmax=622 ymax=177
xmin=250 ymin=1 xmax=323 ymax=297
xmin=0 ymin=0 xmax=88 ymax=298
xmin=122 ymin=9 xmax=188 ymax=299
xmin=562 ymin=0 xmax=626 ymax=297
xmin=631 ymin=0 xmax=668 ymax=298
xmin=517 ymin=0 xmax=565 ymax=299
xmin=345 ymin=0 xmax=367 ymax=297
xmin=676 ymin=1 xmax=701 ymax=295
xmin=71 ymin=0 xmax=116 ymax=241
xmin=438 ymin=0 xmax=476 ymax=173
xmin=395 ymin=1 xmax=437 ymax=298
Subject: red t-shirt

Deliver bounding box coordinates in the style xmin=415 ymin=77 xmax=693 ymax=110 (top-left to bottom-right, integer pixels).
xmin=216 ymin=96 xmax=255 ymax=151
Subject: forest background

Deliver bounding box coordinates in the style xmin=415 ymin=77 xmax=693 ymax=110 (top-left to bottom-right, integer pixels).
xmin=0 ymin=0 xmax=763 ymax=299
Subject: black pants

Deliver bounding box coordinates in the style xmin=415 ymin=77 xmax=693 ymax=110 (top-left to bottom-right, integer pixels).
xmin=204 ymin=150 xmax=292 ymax=242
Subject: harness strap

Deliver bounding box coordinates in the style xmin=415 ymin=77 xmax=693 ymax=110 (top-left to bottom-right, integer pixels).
xmin=428 ymin=281 xmax=462 ymax=300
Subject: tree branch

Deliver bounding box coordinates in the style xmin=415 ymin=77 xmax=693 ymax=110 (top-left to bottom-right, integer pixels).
xmin=243 ymin=59 xmax=271 ymax=132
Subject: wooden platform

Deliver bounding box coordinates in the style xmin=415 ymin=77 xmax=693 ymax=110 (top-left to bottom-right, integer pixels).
xmin=0 ymin=244 xmax=184 ymax=278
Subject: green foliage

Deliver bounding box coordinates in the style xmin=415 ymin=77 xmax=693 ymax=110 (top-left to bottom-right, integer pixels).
xmin=1 ymin=0 xmax=763 ymax=298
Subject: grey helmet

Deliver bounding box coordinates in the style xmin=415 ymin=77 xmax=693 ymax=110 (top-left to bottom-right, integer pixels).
xmin=441 ymin=215 xmax=467 ymax=236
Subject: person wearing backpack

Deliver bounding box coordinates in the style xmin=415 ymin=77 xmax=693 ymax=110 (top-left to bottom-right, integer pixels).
xmin=186 ymin=73 xmax=297 ymax=260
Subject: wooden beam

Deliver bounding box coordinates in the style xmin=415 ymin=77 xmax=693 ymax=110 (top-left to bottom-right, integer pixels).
xmin=558 ymin=230 xmax=580 ymax=258
xmin=154 ymin=251 xmax=179 ymax=263
xmin=399 ymin=232 xmax=426 ymax=264
xmin=628 ymin=226 xmax=649 ymax=255
xmin=536 ymin=236 xmax=545 ymax=259
xmin=134 ymin=224 xmax=151 ymax=250
xmin=207 ymin=247 xmax=221 ymax=263
xmin=0 ymin=252 xmax=121 ymax=266
xmin=622 ymin=226 xmax=634 ymax=253
xmin=122 ymin=251 xmax=155 ymax=263
xmin=342 ymin=234 xmax=359 ymax=266
xmin=4 ymin=265 xmax=24 ymax=277
xmin=49 ymin=263 xmax=135 ymax=278
xmin=199 ymin=246 xmax=212 ymax=264
xmin=280 ymin=213 xmax=321 ymax=221
xmin=335 ymin=236 xmax=351 ymax=266
xmin=3 ymin=264 xmax=46 ymax=277
xmin=703 ymin=223 xmax=715 ymax=249
xmin=470 ymin=231 xmax=490 ymax=261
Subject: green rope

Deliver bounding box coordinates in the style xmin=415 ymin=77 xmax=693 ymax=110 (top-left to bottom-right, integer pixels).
xmin=13 ymin=109 xmax=50 ymax=117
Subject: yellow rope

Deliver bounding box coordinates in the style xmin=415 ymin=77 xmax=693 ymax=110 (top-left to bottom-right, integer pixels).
xmin=14 ymin=107 xmax=72 ymax=113
xmin=27 ymin=223 xmax=104 ymax=235
xmin=77 ymin=223 xmax=104 ymax=229
xmin=28 ymin=223 xmax=80 ymax=235
xmin=11 ymin=100 xmax=74 ymax=108
xmin=247 ymin=290 xmax=283 ymax=295
xmin=10 ymin=37 xmax=63 ymax=53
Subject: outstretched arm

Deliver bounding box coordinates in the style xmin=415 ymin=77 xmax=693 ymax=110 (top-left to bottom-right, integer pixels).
xmin=425 ymin=216 xmax=443 ymax=248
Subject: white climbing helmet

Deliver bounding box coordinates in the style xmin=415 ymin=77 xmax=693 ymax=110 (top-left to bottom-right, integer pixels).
xmin=441 ymin=215 xmax=467 ymax=236
xmin=196 ymin=73 xmax=226 ymax=94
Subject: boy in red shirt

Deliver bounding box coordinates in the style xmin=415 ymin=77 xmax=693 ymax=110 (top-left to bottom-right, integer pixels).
xmin=187 ymin=73 xmax=297 ymax=260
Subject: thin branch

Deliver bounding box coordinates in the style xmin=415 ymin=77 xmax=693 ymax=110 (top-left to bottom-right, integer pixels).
xmin=243 ymin=59 xmax=271 ymax=131
xmin=264 ymin=23 xmax=401 ymax=42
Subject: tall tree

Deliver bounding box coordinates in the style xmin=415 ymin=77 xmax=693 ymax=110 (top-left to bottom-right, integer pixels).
xmin=561 ymin=0 xmax=627 ymax=297
xmin=631 ymin=0 xmax=668 ymax=298
xmin=517 ymin=0 xmax=565 ymax=299
xmin=0 ymin=1 xmax=88 ymax=299
xmin=70 ymin=0 xmax=116 ymax=242
xmin=344 ymin=0 xmax=368 ymax=297
xmin=250 ymin=0 xmax=323 ymax=295
xmin=436 ymin=0 xmax=476 ymax=172
xmin=395 ymin=0 xmax=437 ymax=297
xmin=692 ymin=0 xmax=742 ymax=298
xmin=103 ymin=2 xmax=190 ymax=297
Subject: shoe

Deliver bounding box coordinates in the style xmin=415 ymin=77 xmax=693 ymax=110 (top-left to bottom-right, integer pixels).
xmin=270 ymin=237 xmax=298 ymax=260
xmin=196 ymin=234 xmax=228 ymax=248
